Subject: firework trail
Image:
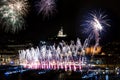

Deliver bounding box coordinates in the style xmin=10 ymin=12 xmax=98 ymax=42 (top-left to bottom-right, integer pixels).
xmin=36 ymin=0 xmax=57 ymax=18
xmin=82 ymin=10 xmax=110 ymax=54
xmin=0 ymin=0 xmax=29 ymax=33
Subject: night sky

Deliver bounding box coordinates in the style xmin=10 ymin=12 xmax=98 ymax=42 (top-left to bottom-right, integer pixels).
xmin=0 ymin=0 xmax=120 ymax=45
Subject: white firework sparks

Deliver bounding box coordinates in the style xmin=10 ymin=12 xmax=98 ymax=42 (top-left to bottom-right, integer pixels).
xmin=0 ymin=0 xmax=29 ymax=33
xmin=36 ymin=0 xmax=57 ymax=18
xmin=82 ymin=10 xmax=110 ymax=40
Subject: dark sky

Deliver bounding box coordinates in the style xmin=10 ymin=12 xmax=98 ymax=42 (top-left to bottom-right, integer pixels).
xmin=0 ymin=0 xmax=120 ymax=44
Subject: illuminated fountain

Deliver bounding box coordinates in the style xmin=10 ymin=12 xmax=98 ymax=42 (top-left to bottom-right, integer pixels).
xmin=19 ymin=37 xmax=91 ymax=71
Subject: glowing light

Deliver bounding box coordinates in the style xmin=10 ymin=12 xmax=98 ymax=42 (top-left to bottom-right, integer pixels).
xmin=0 ymin=0 xmax=29 ymax=33
xmin=92 ymin=17 xmax=103 ymax=31
xmin=85 ymin=46 xmax=101 ymax=54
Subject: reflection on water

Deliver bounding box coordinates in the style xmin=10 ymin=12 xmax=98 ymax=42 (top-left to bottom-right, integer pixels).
xmin=57 ymin=70 xmax=120 ymax=80
xmin=106 ymin=74 xmax=109 ymax=80
xmin=0 ymin=65 xmax=120 ymax=80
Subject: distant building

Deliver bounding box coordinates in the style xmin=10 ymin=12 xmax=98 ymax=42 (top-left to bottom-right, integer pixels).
xmin=57 ymin=27 xmax=67 ymax=37
xmin=0 ymin=42 xmax=33 ymax=65
xmin=48 ymin=27 xmax=68 ymax=42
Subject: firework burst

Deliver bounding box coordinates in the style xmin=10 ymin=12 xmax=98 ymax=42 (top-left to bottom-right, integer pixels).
xmin=0 ymin=0 xmax=29 ymax=33
xmin=82 ymin=10 xmax=110 ymax=42
xmin=36 ymin=0 xmax=57 ymax=18
xmin=81 ymin=10 xmax=110 ymax=54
